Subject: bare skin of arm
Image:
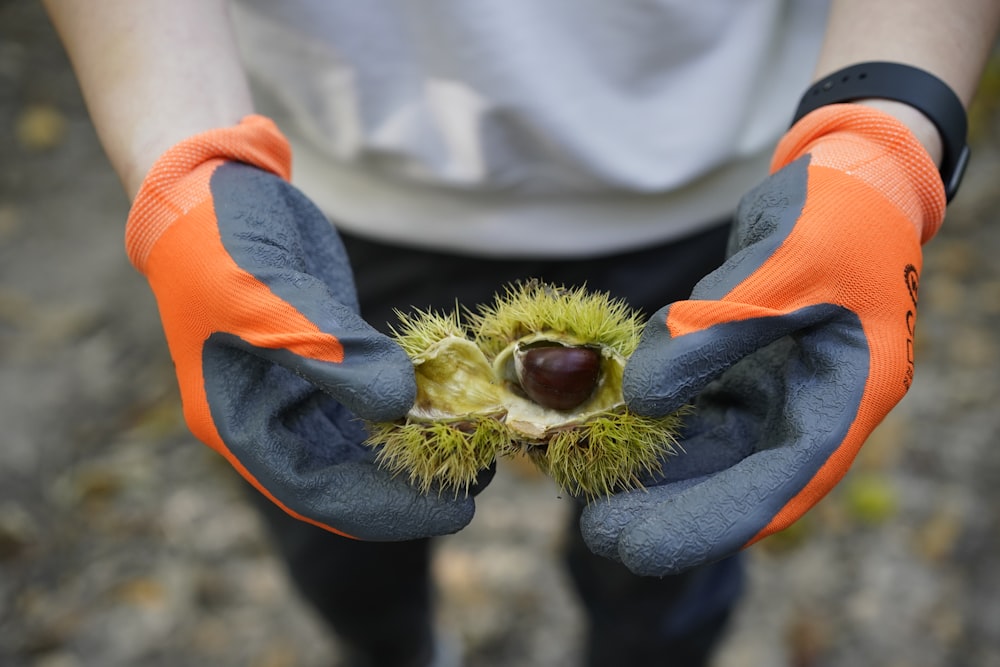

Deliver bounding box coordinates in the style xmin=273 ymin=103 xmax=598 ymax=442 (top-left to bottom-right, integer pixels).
xmin=815 ymin=0 xmax=1000 ymax=164
xmin=42 ymin=0 xmax=254 ymax=198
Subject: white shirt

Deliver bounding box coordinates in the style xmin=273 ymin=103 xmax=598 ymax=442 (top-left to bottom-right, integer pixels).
xmin=231 ymin=0 xmax=829 ymax=257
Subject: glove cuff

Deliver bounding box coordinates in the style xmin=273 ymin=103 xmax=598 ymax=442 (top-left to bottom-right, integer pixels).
xmin=771 ymin=104 xmax=946 ymax=245
xmin=125 ymin=115 xmax=292 ymax=272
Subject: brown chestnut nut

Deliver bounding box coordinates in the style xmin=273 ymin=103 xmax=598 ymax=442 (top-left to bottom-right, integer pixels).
xmin=514 ymin=344 xmax=601 ymax=411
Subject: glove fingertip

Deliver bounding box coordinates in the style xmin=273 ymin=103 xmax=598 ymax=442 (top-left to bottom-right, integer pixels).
xmin=622 ymin=343 xmax=706 ymax=416
xmin=351 ymin=362 xmax=418 ymax=423
xmin=579 ymin=493 xmax=649 ymax=560
xmin=621 ymin=361 xmax=675 ymax=416
xmin=296 ymin=330 xmax=417 ymax=422
xmin=310 ymin=464 xmax=477 ymax=541
xmin=623 ymin=305 xmax=718 ymax=416
xmin=578 ymin=511 xmax=620 ymax=560
xmin=618 ymin=522 xmax=692 ymax=577
xmin=387 ymin=494 xmax=475 ymax=539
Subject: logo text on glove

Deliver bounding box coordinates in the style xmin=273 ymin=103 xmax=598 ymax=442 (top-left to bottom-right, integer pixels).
xmin=903 ymin=264 xmax=920 ymax=390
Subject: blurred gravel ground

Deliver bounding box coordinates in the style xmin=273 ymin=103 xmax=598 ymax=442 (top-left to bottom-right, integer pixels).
xmin=2 ymin=4 xmax=1000 ymax=666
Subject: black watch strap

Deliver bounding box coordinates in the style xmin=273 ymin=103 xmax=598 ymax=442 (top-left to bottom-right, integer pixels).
xmin=791 ymin=61 xmax=969 ymax=202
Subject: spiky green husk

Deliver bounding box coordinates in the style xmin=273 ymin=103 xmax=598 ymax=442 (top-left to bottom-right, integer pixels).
xmin=473 ymin=280 xmax=644 ymax=359
xmin=526 ymin=410 xmax=685 ymax=498
xmin=389 ymin=307 xmax=468 ymax=357
xmin=365 ymin=280 xmax=686 ymax=498
xmin=366 ymin=307 xmax=504 ymax=493
xmin=368 ymin=416 xmax=511 ymax=494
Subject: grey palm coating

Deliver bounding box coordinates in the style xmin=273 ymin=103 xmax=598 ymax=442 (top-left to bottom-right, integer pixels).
xmin=210 ymin=163 xmax=414 ymax=423
xmin=202 ymin=163 xmax=477 ymax=540
xmin=582 ymin=158 xmax=871 ymax=576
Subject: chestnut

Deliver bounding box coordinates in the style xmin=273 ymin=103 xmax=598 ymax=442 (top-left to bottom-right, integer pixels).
xmin=514 ymin=344 xmax=601 ymax=411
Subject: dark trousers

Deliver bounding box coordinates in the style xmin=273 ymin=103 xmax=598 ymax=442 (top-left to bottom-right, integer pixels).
xmin=252 ymin=222 xmax=743 ymax=667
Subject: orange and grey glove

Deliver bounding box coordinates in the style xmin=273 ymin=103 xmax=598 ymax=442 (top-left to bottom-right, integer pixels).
xmin=126 ymin=116 xmax=479 ymax=540
xmin=582 ymin=105 xmax=946 ymax=575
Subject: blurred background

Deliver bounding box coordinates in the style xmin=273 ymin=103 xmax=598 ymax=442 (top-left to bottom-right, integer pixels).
xmin=2 ymin=3 xmax=999 ymax=666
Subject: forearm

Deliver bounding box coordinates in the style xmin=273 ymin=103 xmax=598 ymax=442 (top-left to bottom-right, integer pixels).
xmin=43 ymin=0 xmax=255 ymax=198
xmin=814 ymin=0 xmax=1000 ymax=164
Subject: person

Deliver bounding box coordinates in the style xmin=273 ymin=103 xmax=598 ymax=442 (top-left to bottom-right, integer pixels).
xmin=41 ymin=1 xmax=1000 ymax=665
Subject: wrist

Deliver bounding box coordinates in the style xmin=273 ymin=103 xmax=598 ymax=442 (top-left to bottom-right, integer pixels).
xmin=853 ymin=98 xmax=943 ymax=166
xmin=125 ymin=115 xmax=292 ymax=272
xmin=772 ymin=104 xmax=947 ymax=244
xmin=789 ymin=62 xmax=969 ymax=202
xmin=121 ymin=114 xmax=252 ymax=198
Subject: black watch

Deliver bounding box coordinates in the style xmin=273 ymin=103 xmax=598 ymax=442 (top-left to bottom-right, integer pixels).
xmin=791 ymin=61 xmax=969 ymax=202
